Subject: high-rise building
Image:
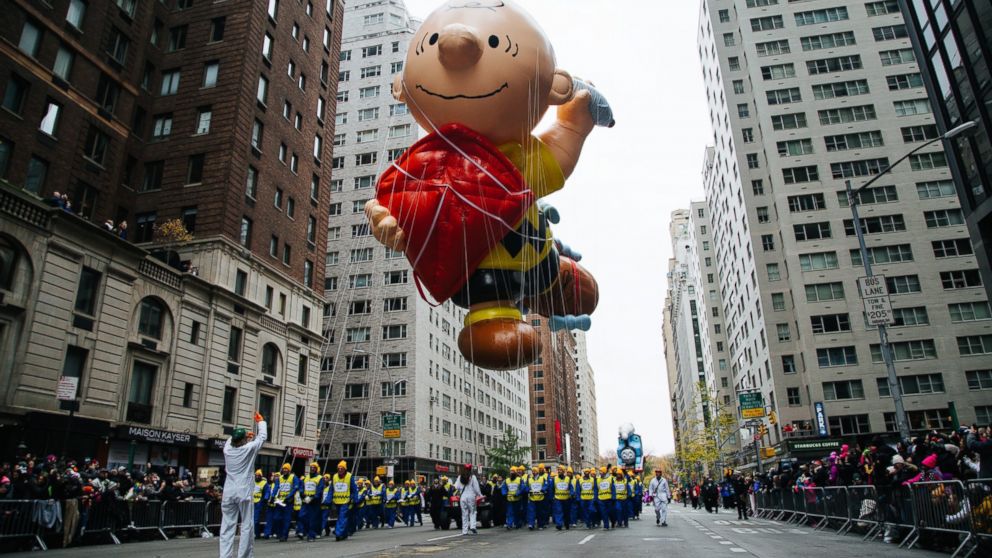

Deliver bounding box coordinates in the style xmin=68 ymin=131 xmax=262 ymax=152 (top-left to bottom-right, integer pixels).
xmin=527 ymin=317 xmax=580 ymax=468
xmin=901 ymin=0 xmax=992 ymax=296
xmin=571 ymin=331 xmax=599 ymax=469
xmin=697 ymin=0 xmax=992 ymax=458
xmin=318 ymin=0 xmax=530 ymax=481
xmin=0 ymin=0 xmax=342 ymax=472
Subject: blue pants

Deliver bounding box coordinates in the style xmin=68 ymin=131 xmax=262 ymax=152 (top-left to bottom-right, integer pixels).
xmin=385 ymin=506 xmax=397 ymax=527
xmin=552 ymin=499 xmax=570 ymax=528
xmin=334 ymin=504 xmax=349 ymax=539
xmin=404 ymin=505 xmax=416 ymax=526
xmin=616 ymin=500 xmax=628 ymax=527
xmin=571 ymin=499 xmax=580 ymax=526
xmin=365 ymin=504 xmax=382 ymax=528
xmin=348 ymin=506 xmax=359 ymax=535
xmin=354 ymin=507 xmax=364 ymax=531
xmin=254 ymin=503 xmax=265 ymax=537
xmin=269 ymin=505 xmax=292 ymax=540
xmin=582 ymin=500 xmax=596 ymax=528
xmin=300 ymin=503 xmax=321 ymax=539
xmin=263 ymin=506 xmax=275 ymax=538
xmin=597 ymin=500 xmax=615 ymax=530
xmin=321 ymin=508 xmax=329 ymax=534
xmin=526 ymin=500 xmax=541 ymax=528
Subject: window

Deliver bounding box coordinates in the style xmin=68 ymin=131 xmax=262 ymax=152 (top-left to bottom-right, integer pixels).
xmin=719 ymin=9 xmax=730 ymax=22
xmin=767 ymin=88 xmax=802 ymax=106
xmin=794 ymin=222 xmax=831 ymax=241
xmin=799 ymin=252 xmax=839 ymax=271
xmin=186 ymin=154 xmax=204 ymax=185
xmin=141 ymin=160 xmax=163 ymax=192
xmin=755 ymin=39 xmax=789 ymax=57
xmin=777 ymin=139 xmax=813 ymax=157
xmin=819 ymin=105 xmax=877 ymax=125
xmin=909 ymin=152 xmax=948 ymax=171
xmin=108 ymin=27 xmax=129 ymax=63
xmin=806 ymin=55 xmax=862 ymax=75
xmin=782 ymin=355 xmax=797 ymax=374
xmin=127 ymin=362 xmax=156 ymax=423
xmin=877 ymin=374 xmax=944 ymax=398
xmin=811 ymin=313 xmax=851 ymax=334
xmin=256 ymin=76 xmax=269 ymax=104
xmin=966 ymin=370 xmax=992 ymax=390
xmin=251 ymin=119 xmax=264 ymax=151
xmin=282 ymin=243 xmax=291 ymax=265
xmin=767 ymin=263 xmax=781 ymax=281
xmin=202 ymin=62 xmax=219 ymax=88
xmin=168 ymin=26 xmax=187 ymax=52
xmin=222 ymin=387 xmax=237 ymax=423
xmin=345 ymin=384 xmax=369 ymax=399
xmin=886 ymin=275 xmax=922 ymax=294
xmin=823 ymin=380 xmax=863 ymax=401
xmin=23 ymin=156 xmax=48 ymax=194
xmin=53 ymin=45 xmax=74 ymax=81
xmin=750 ymin=16 xmax=784 ymax=31
xmin=384 ymin=297 xmax=407 ymax=312
xmin=932 ymin=238 xmax=973 ymax=258
xmin=851 ymin=244 xmax=913 ymax=265
xmin=390 ymin=103 xmax=408 ymax=117
xmin=885 ymin=409 xmax=952 ymax=431
xmin=794 ymin=8 xmax=849 ymax=26
xmin=761 ymin=64 xmax=796 ymax=80
xmin=866 ymin=1 xmax=900 ymax=16
xmin=925 ymin=209 xmax=965 ymax=228
xmin=262 ymin=33 xmax=274 ymax=60
xmin=384 ymin=270 xmax=408 ymax=285
xmin=950 ymin=302 xmax=992 ymax=322
xmin=746 ymin=153 xmax=759 ymax=168
xmin=137 ymin=298 xmax=166 ymax=339
xmin=294 ymin=406 xmax=306 ymax=436
xmin=756 ymin=206 xmax=769 ymax=222
xmin=67 ymin=0 xmax=86 ymax=28
xmin=801 ymin=31 xmax=857 ymax=51
xmin=842 ymin=214 xmax=906 ymax=236
xmin=812 ymin=80 xmax=871 ymax=100
xmin=382 ymin=381 xmax=408 ymax=397
xmin=772 ymin=293 xmax=786 ymax=311
xmin=161 ymin=70 xmax=181 ymax=96
xmin=74 ymin=267 xmax=101 ymax=316
xmin=382 ymin=353 xmax=407 ymax=368
xmin=358 ymin=107 xmax=379 ymax=121
xmin=761 ymin=234 xmax=775 ymax=251
xmin=871 ymin=339 xmax=937 ymax=361
xmin=817 ymin=346 xmax=857 ymax=367
xmin=351 ymin=248 xmax=373 ymax=262
xmin=39 ymin=101 xmax=62 ymax=137
xmin=776 ymin=323 xmax=791 ymax=342
xmin=889 ymin=73 xmax=925 ymax=91
xmin=18 ymin=20 xmax=42 ymax=57
xmin=782 ymin=165 xmax=819 ymax=184
xmin=880 ymin=48 xmax=916 ymax=66
xmin=787 ymin=193 xmax=826 ymax=213
xmin=267 ymin=0 xmax=279 ymax=19
xmin=872 ymin=25 xmax=908 ymax=41
xmin=828 ymin=414 xmax=871 ymax=436
xmin=805 ymin=282 xmax=844 ymax=302
xmin=941 ymin=269 xmax=983 ymax=289
xmin=894 ymin=99 xmax=932 ymax=117
xmin=239 ymin=217 xmax=252 ymax=247
xmin=838 ymin=185 xmax=897 ymax=206
xmin=771 ymin=113 xmax=807 ymax=130
xmin=786 ymin=387 xmax=801 ymax=406
xmin=752 ymin=179 xmax=764 ymax=194
xmin=2 ymin=75 xmax=29 ymax=114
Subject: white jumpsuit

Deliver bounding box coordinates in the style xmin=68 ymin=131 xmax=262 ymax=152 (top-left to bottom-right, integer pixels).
xmin=454 ymin=475 xmax=481 ymax=534
xmin=649 ymin=476 xmax=670 ymax=525
xmin=219 ymin=421 xmax=267 ymax=558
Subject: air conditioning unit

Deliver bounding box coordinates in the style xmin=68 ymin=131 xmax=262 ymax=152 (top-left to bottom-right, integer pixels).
xmin=263 ymin=374 xmax=276 ymax=385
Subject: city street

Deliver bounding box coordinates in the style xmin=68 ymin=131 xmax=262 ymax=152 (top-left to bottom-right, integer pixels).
xmin=9 ymin=506 xmax=950 ymax=558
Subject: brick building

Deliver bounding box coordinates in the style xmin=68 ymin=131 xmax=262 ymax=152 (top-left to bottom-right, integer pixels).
xmin=0 ymin=0 xmax=345 ymax=475
xmin=527 ymin=317 xmax=580 ymax=468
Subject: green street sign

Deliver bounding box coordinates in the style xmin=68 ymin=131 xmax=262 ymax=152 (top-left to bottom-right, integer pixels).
xmin=738 ymin=391 xmax=765 ymax=419
xmin=383 ymin=413 xmax=402 ymax=438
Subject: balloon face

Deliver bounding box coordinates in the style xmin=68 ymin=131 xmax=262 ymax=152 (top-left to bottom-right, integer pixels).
xmin=398 ymin=0 xmax=558 ymax=145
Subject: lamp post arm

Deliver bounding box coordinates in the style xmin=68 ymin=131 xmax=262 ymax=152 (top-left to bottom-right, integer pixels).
xmin=852 ymin=136 xmax=944 ymax=201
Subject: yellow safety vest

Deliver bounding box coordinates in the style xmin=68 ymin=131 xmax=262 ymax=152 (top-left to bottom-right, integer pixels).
xmin=506 ymin=479 xmax=522 ymax=502
xmin=615 ymin=478 xmax=628 ymax=500
xmin=597 ymin=476 xmax=613 ymax=501
xmin=554 ymin=477 xmax=571 ymax=500
xmin=331 ymin=473 xmax=352 ymax=505
xmin=303 ymin=474 xmax=321 ymax=498
xmin=528 ymin=474 xmax=546 ymax=501
xmin=385 ymin=488 xmax=399 ymax=508
xmin=276 ymin=474 xmax=296 ymax=500
xmin=368 ymin=485 xmax=383 ymax=505
xmin=580 ymin=478 xmax=595 ymax=500
xmin=253 ymin=480 xmax=266 ymax=504
xmin=357 ymin=488 xmax=367 ymax=508
xmin=293 ymin=492 xmax=302 ymax=511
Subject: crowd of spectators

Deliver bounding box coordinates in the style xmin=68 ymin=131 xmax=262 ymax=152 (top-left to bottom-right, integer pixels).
xmin=0 ymin=453 xmax=225 ymax=550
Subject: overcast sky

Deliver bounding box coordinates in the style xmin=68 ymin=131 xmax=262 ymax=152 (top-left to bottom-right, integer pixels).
xmin=401 ymin=0 xmax=711 ymax=456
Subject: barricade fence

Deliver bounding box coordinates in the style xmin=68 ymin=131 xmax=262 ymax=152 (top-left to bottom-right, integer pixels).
xmin=0 ymin=500 xmax=47 ymax=550
xmin=754 ymin=479 xmax=992 ymax=558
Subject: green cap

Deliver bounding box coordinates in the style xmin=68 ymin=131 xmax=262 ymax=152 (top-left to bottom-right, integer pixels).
xmin=232 ymin=428 xmax=247 ymax=442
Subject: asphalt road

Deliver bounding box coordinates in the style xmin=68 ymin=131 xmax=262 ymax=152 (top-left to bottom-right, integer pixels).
xmin=8 ymin=505 xmax=953 ymax=557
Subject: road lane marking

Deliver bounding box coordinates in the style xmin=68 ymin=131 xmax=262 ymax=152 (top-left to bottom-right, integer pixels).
xmin=642 ymin=538 xmax=684 ymax=541
xmin=427 ymin=534 xmax=462 ymax=542
xmin=578 ymin=534 xmax=595 ymax=545
xmin=719 ymin=541 xmax=733 ymax=545
xmin=730 ymin=548 xmax=747 ymax=553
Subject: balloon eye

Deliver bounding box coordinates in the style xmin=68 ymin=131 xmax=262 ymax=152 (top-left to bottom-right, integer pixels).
xmin=429 ymin=33 xmax=439 ymax=45
xmin=488 ymin=35 xmax=499 ymax=48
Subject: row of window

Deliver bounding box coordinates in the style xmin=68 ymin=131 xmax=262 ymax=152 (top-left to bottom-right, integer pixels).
xmin=771 ymin=300 xmax=992 ymax=328
xmin=802 ymin=335 xmax=992 ymax=368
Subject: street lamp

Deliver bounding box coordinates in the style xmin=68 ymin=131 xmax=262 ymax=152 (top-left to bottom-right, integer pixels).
xmin=846 ymin=120 xmax=977 ymax=443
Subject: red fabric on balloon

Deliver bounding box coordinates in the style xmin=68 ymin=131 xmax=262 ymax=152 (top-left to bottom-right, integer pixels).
xmin=375 ymin=123 xmax=533 ymax=303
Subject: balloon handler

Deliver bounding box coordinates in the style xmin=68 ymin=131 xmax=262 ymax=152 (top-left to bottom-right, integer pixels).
xmin=366 ymin=0 xmax=611 ymax=370
xmin=219 ymin=412 xmax=267 ymax=558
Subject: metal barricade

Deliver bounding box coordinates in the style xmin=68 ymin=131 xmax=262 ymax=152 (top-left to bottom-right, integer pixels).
xmin=161 ymin=500 xmax=208 ymax=538
xmin=966 ymin=479 xmax=992 ymax=539
xmin=0 ymin=500 xmax=45 ymax=550
xmin=754 ymin=491 xmax=769 ymax=518
xmin=124 ymin=500 xmax=167 ymax=540
xmin=778 ymin=488 xmax=798 ymax=522
xmin=802 ymin=487 xmax=827 ymax=529
xmin=842 ymin=485 xmax=882 ymax=539
xmin=205 ymin=501 xmax=223 ymax=533
xmin=905 ymin=480 xmax=972 ymax=558
xmin=787 ymin=489 xmax=808 ymax=525
xmin=821 ymin=486 xmax=850 ymax=533
xmin=79 ymin=500 xmax=122 ymax=544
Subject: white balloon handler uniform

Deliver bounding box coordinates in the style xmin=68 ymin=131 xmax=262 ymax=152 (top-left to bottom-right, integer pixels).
xmin=454 ymin=468 xmax=482 ymax=535
xmin=220 ymin=417 xmax=268 ymax=558
xmin=648 ymin=474 xmax=670 ymax=527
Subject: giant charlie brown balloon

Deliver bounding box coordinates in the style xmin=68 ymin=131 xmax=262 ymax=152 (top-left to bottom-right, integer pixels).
xmin=366 ymin=0 xmax=605 ymax=370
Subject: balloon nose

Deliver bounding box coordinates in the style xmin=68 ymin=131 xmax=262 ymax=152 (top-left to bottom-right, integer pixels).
xmin=437 ymin=23 xmax=483 ymax=71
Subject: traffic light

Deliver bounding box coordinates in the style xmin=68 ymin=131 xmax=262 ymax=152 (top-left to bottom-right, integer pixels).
xmin=769 ymin=411 xmax=778 ymax=425
xmin=758 ymin=424 xmax=768 ymax=437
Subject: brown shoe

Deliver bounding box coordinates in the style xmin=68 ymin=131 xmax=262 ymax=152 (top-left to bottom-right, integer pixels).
xmin=525 ymin=257 xmax=599 ymax=317
xmin=458 ymin=315 xmax=541 ymax=370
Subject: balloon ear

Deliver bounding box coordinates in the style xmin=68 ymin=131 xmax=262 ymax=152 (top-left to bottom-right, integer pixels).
xmin=392 ymin=75 xmax=407 ymax=102
xmin=548 ymin=69 xmax=574 ymax=106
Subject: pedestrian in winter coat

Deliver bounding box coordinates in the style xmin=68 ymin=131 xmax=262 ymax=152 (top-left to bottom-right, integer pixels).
xmin=967 ymin=427 xmax=992 ymax=479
